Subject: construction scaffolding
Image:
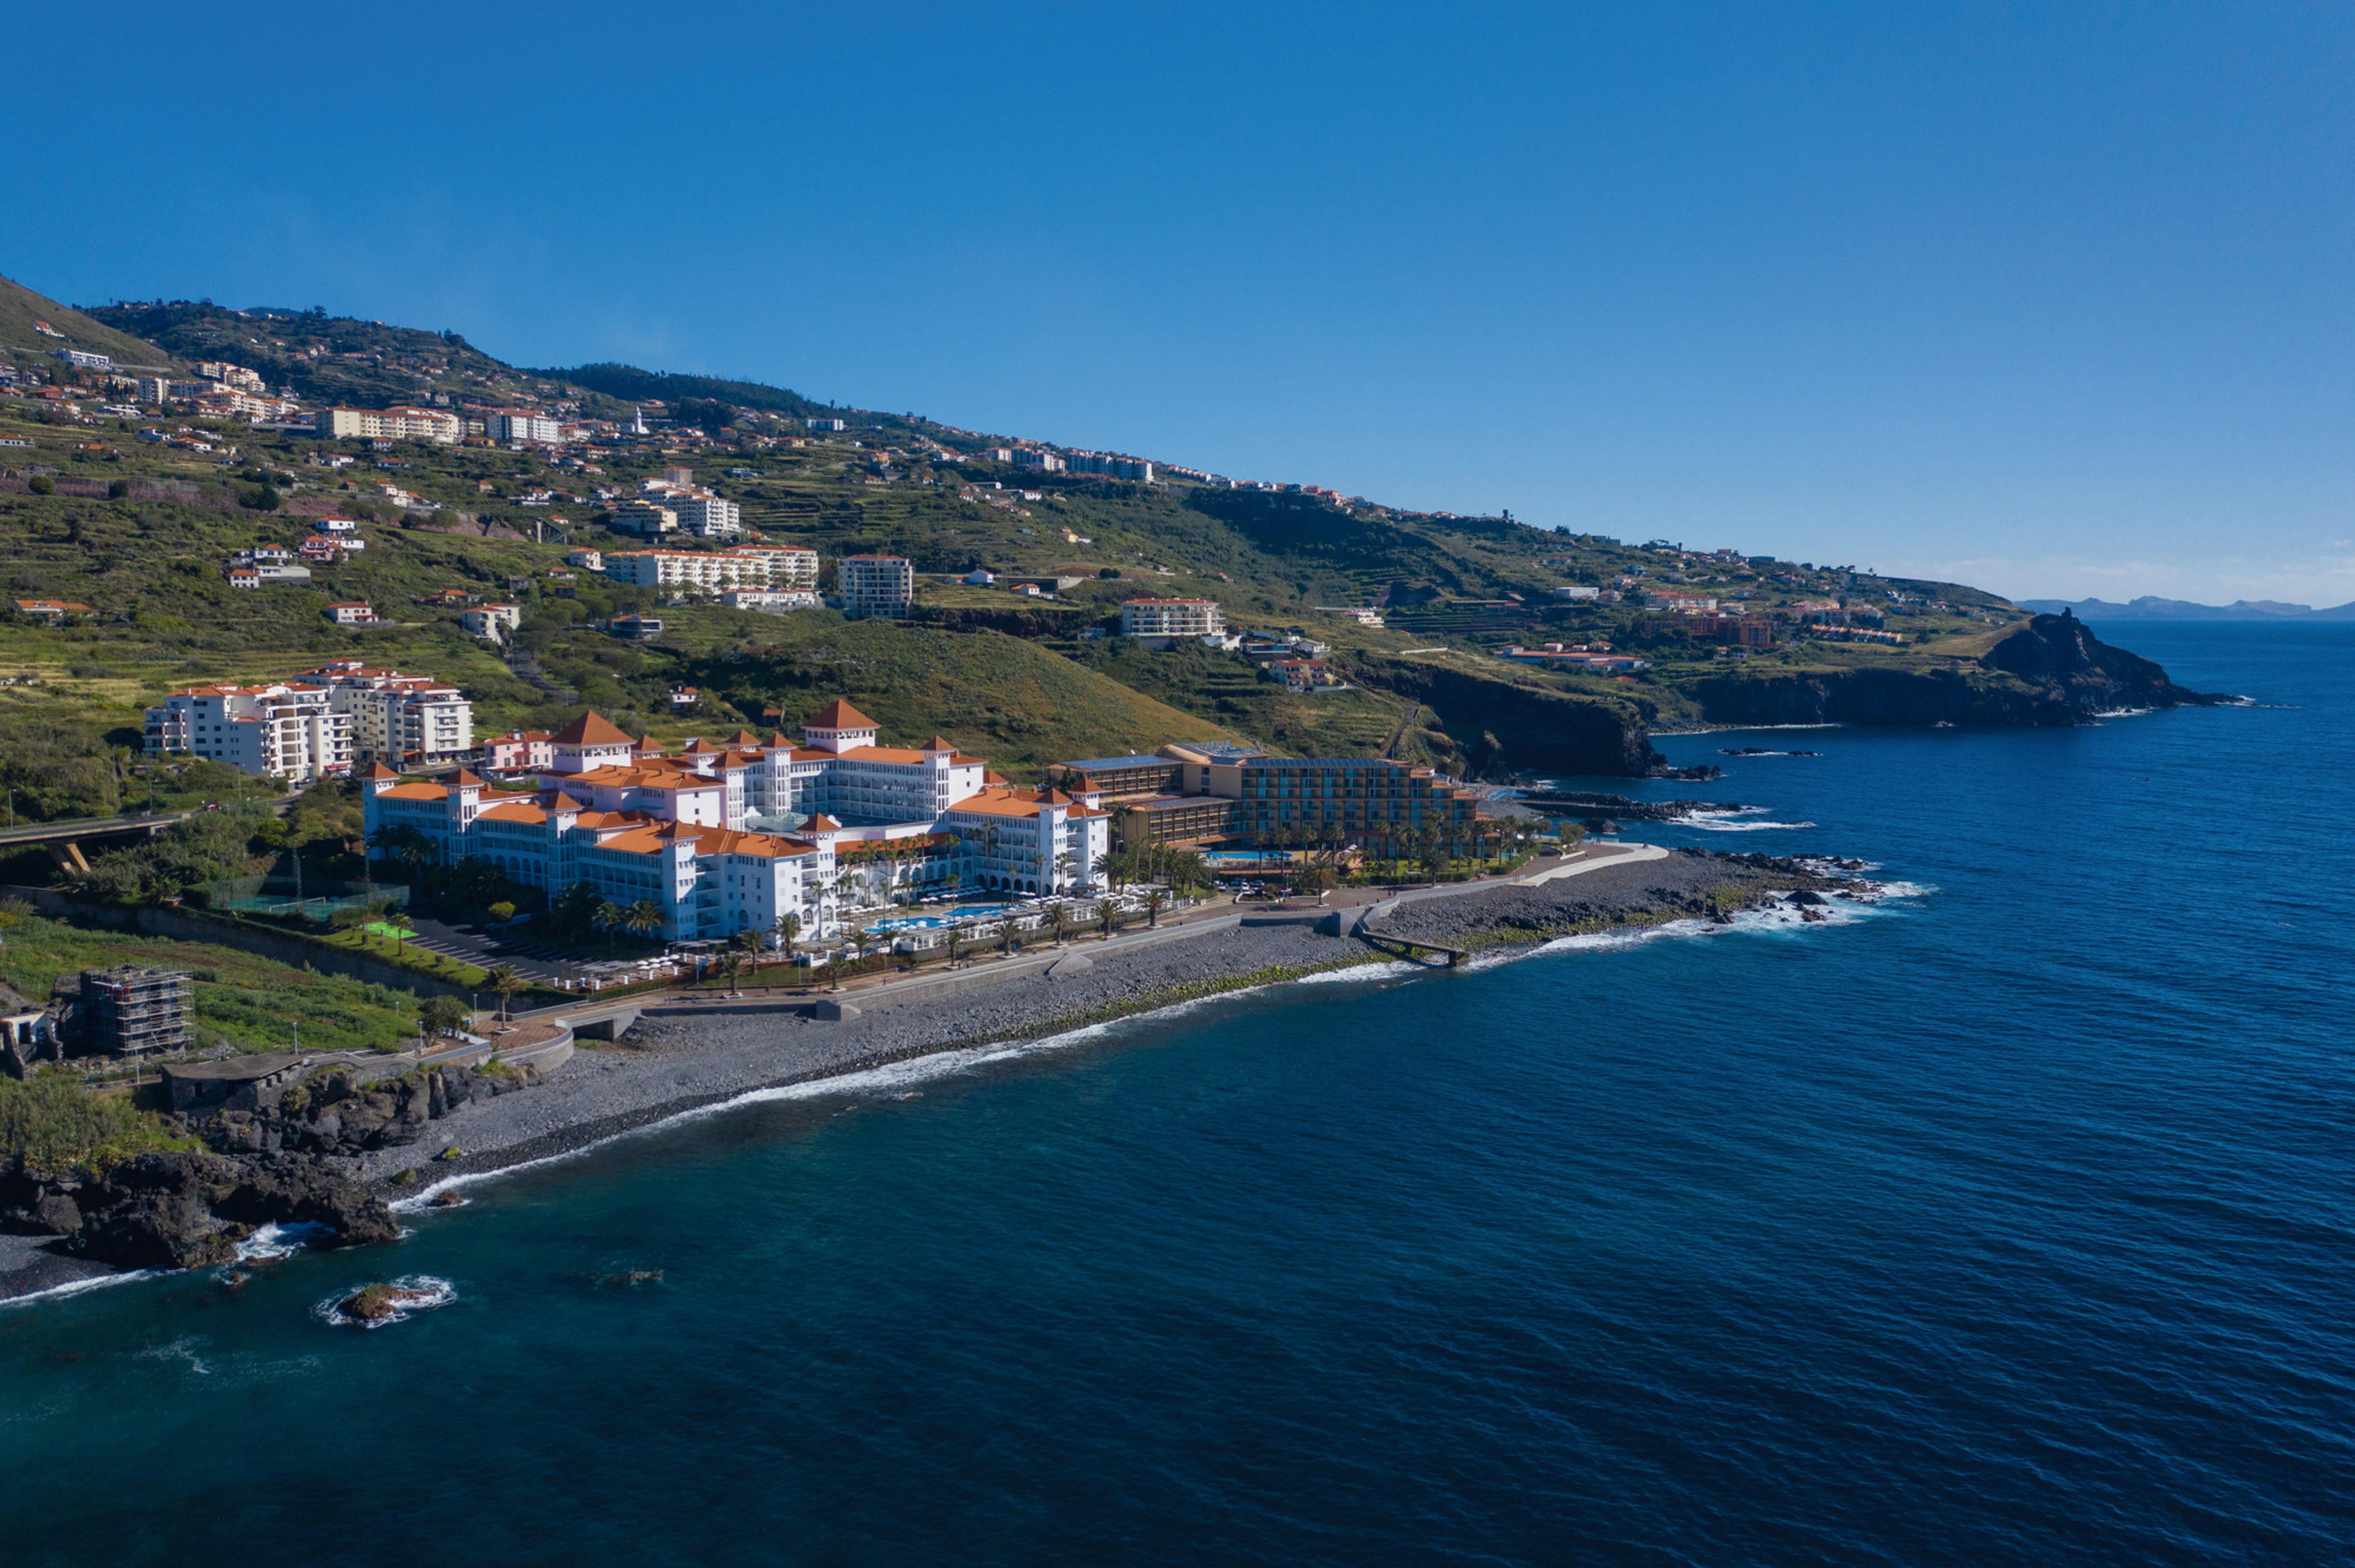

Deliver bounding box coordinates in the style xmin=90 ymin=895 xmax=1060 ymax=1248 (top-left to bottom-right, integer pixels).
xmin=79 ymin=966 xmax=194 ymax=1056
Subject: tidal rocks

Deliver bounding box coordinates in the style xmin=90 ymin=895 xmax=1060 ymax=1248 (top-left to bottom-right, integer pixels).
xmin=338 ymin=1282 xmax=437 ymax=1322
xmin=2 ymin=1150 xmax=398 ymax=1271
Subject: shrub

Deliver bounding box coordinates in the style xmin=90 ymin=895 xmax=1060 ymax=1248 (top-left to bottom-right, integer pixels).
xmin=28 ymin=476 xmax=53 ymax=496
xmin=0 ymin=1072 xmax=191 ymax=1178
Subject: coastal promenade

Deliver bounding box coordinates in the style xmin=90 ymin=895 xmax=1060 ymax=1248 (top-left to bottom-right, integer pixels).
xmin=510 ymin=839 xmax=1673 ymax=1037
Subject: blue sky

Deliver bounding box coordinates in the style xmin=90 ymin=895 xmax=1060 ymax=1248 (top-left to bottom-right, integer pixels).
xmin=10 ymin=4 xmax=2352 ymax=604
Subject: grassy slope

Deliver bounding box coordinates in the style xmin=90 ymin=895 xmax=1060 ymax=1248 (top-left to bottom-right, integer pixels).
xmin=0 ymin=913 xmax=420 ymax=1056
xmin=0 ymin=275 xmax=178 ymax=369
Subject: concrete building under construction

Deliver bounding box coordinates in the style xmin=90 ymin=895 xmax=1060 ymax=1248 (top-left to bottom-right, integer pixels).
xmin=76 ymin=966 xmax=194 ymax=1056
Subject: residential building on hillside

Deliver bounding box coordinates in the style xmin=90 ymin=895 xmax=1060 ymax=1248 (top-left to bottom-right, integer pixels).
xmin=323 ymin=602 xmax=378 ymax=625
xmin=837 ymin=554 xmax=913 ymax=618
xmin=726 ymin=546 xmax=819 ymax=590
xmin=142 ymin=683 xmax=354 ymax=782
xmin=485 ymin=411 xmax=561 ymax=444
xmin=721 ymin=589 xmax=823 ymax=613
xmin=609 ymin=499 xmax=679 ymax=535
xmin=299 ymin=660 xmax=475 ymax=764
xmin=603 ymin=549 xmax=778 ymax=594
xmin=319 ymin=406 xmax=464 ymax=444
xmin=806 ymin=418 xmax=846 ymax=432
xmin=1120 ymin=597 xmax=1225 ymax=641
xmin=54 ymin=349 xmax=112 ymax=371
xmin=460 ymin=603 xmax=523 ymax=641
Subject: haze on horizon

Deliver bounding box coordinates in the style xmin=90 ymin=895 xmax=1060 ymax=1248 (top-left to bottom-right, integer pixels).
xmin=9 ymin=3 xmax=2350 ymax=607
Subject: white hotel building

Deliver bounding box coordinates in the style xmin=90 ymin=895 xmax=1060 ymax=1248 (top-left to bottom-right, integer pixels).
xmin=362 ymin=700 xmax=1109 ymax=945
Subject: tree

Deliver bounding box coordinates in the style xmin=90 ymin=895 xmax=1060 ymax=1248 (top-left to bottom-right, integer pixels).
xmin=486 ymin=901 xmax=516 ymax=925
xmin=420 ymin=994 xmax=472 ymax=1035
xmin=1143 ymin=888 xmax=1167 ymax=927
xmin=484 ymin=965 xmax=524 ymax=1022
xmin=1046 ymin=901 xmax=1070 ymax=945
xmin=624 ymin=898 xmax=665 ymax=944
xmin=771 ymin=910 xmax=801 ymax=956
xmin=731 ymin=926 xmax=762 ymax=981
xmin=945 ymin=924 xmax=966 ymax=968
xmin=594 ymin=898 xmax=627 ymax=949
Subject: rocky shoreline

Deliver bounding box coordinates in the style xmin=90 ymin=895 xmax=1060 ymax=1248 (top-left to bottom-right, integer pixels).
xmin=2 ymin=847 xmax=1868 ymax=1306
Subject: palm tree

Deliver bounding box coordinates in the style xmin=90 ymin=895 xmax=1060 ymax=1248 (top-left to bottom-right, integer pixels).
xmin=721 ymin=951 xmax=745 ymax=997
xmin=731 ymin=926 xmax=761 ymax=982
xmin=772 ymin=910 xmax=801 ymax=960
xmin=1143 ymin=888 xmax=1167 ymax=927
xmin=1046 ymin=900 xmax=1070 ymax=946
xmin=945 ymin=924 xmax=966 ymax=968
xmin=594 ymin=898 xmax=626 ymax=949
xmin=484 ymin=964 xmax=523 ymax=1022
xmin=625 ymin=898 xmax=665 ymax=945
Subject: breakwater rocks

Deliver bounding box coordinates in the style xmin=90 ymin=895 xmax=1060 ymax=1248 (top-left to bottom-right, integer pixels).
xmin=1370 ymin=849 xmax=1855 ymax=948
xmin=1516 ymin=791 xmax=1752 ymax=823
xmin=0 ymin=1151 xmax=398 ymax=1271
xmin=201 ymin=1060 xmax=545 ymax=1159
xmin=1688 ymin=613 xmax=2226 ymax=729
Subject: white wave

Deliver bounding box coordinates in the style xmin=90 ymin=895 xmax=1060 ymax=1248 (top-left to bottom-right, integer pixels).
xmin=1291 ymin=959 xmax=1422 ymax=984
xmin=237 ymin=1221 xmax=336 ymax=1262
xmin=1647 ymin=722 xmax=1847 ymax=736
xmin=2091 ymin=707 xmax=2154 ymax=719
xmin=1676 ymin=816 xmax=1818 ymax=832
xmin=1844 ymin=879 xmax=1933 ymax=903
xmin=315 ymin=1275 xmax=457 ymax=1330
xmin=0 ymin=1266 xmax=159 ymax=1311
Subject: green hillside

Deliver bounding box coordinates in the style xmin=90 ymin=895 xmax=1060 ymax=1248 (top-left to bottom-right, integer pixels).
xmin=0 ymin=276 xmax=176 ymax=369
xmin=0 ymin=268 xmax=2071 ymax=827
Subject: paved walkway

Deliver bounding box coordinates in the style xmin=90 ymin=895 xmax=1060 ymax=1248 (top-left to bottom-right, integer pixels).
xmin=1510 ymin=841 xmax=1669 ymax=885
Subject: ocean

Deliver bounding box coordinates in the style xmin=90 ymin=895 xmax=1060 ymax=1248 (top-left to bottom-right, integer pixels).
xmin=2 ymin=622 xmax=2349 ymax=1565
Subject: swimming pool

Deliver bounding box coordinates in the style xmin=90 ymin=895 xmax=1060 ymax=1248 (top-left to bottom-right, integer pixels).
xmin=868 ymin=902 xmax=1018 ymax=932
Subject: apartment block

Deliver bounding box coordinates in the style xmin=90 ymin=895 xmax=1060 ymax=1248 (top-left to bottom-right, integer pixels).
xmin=142 ymin=682 xmax=355 ymax=781
xmin=319 ymin=406 xmax=464 ymax=445
xmin=838 ymin=555 xmax=914 ymax=618
xmin=298 ymin=660 xmax=475 ymax=764
xmin=1119 ymin=597 xmax=1225 ymax=639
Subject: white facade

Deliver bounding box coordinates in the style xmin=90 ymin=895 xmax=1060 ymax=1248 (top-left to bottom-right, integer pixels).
xmin=487 ymin=411 xmax=562 ymax=444
xmin=142 ymin=683 xmax=353 ymax=782
xmin=1120 ymin=597 xmax=1225 ymax=638
xmin=299 ymin=661 xmax=475 ymax=764
xmin=319 ymin=407 xmax=464 ymax=444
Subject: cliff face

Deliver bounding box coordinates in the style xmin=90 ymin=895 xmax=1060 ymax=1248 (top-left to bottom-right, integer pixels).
xmin=1689 ymin=614 xmax=2222 ymax=729
xmin=1358 ymin=660 xmax=1664 ymax=776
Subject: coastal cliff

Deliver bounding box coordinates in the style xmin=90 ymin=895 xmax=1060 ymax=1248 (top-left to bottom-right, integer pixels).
xmin=1687 ymin=613 xmax=2223 ymax=729
xmin=1358 ymin=659 xmax=1663 ymax=777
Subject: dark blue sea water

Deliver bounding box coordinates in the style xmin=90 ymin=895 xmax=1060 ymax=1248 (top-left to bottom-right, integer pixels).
xmin=3 ymin=623 xmax=2351 ymax=1565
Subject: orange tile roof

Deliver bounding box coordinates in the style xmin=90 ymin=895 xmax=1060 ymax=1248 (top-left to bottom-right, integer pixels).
xmin=552 ymin=711 xmax=632 ymax=746
xmin=803 ymin=698 xmax=877 ymax=729
xmin=838 ymin=745 xmax=932 ymax=764
xmin=381 ymin=782 xmax=447 ymax=801
xmin=475 ymin=801 xmax=547 ymax=824
xmin=361 ymin=762 xmax=398 ymax=781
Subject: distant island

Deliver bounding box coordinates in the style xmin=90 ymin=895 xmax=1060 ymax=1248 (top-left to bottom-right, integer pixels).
xmin=2019 ymin=595 xmax=2355 ymax=622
